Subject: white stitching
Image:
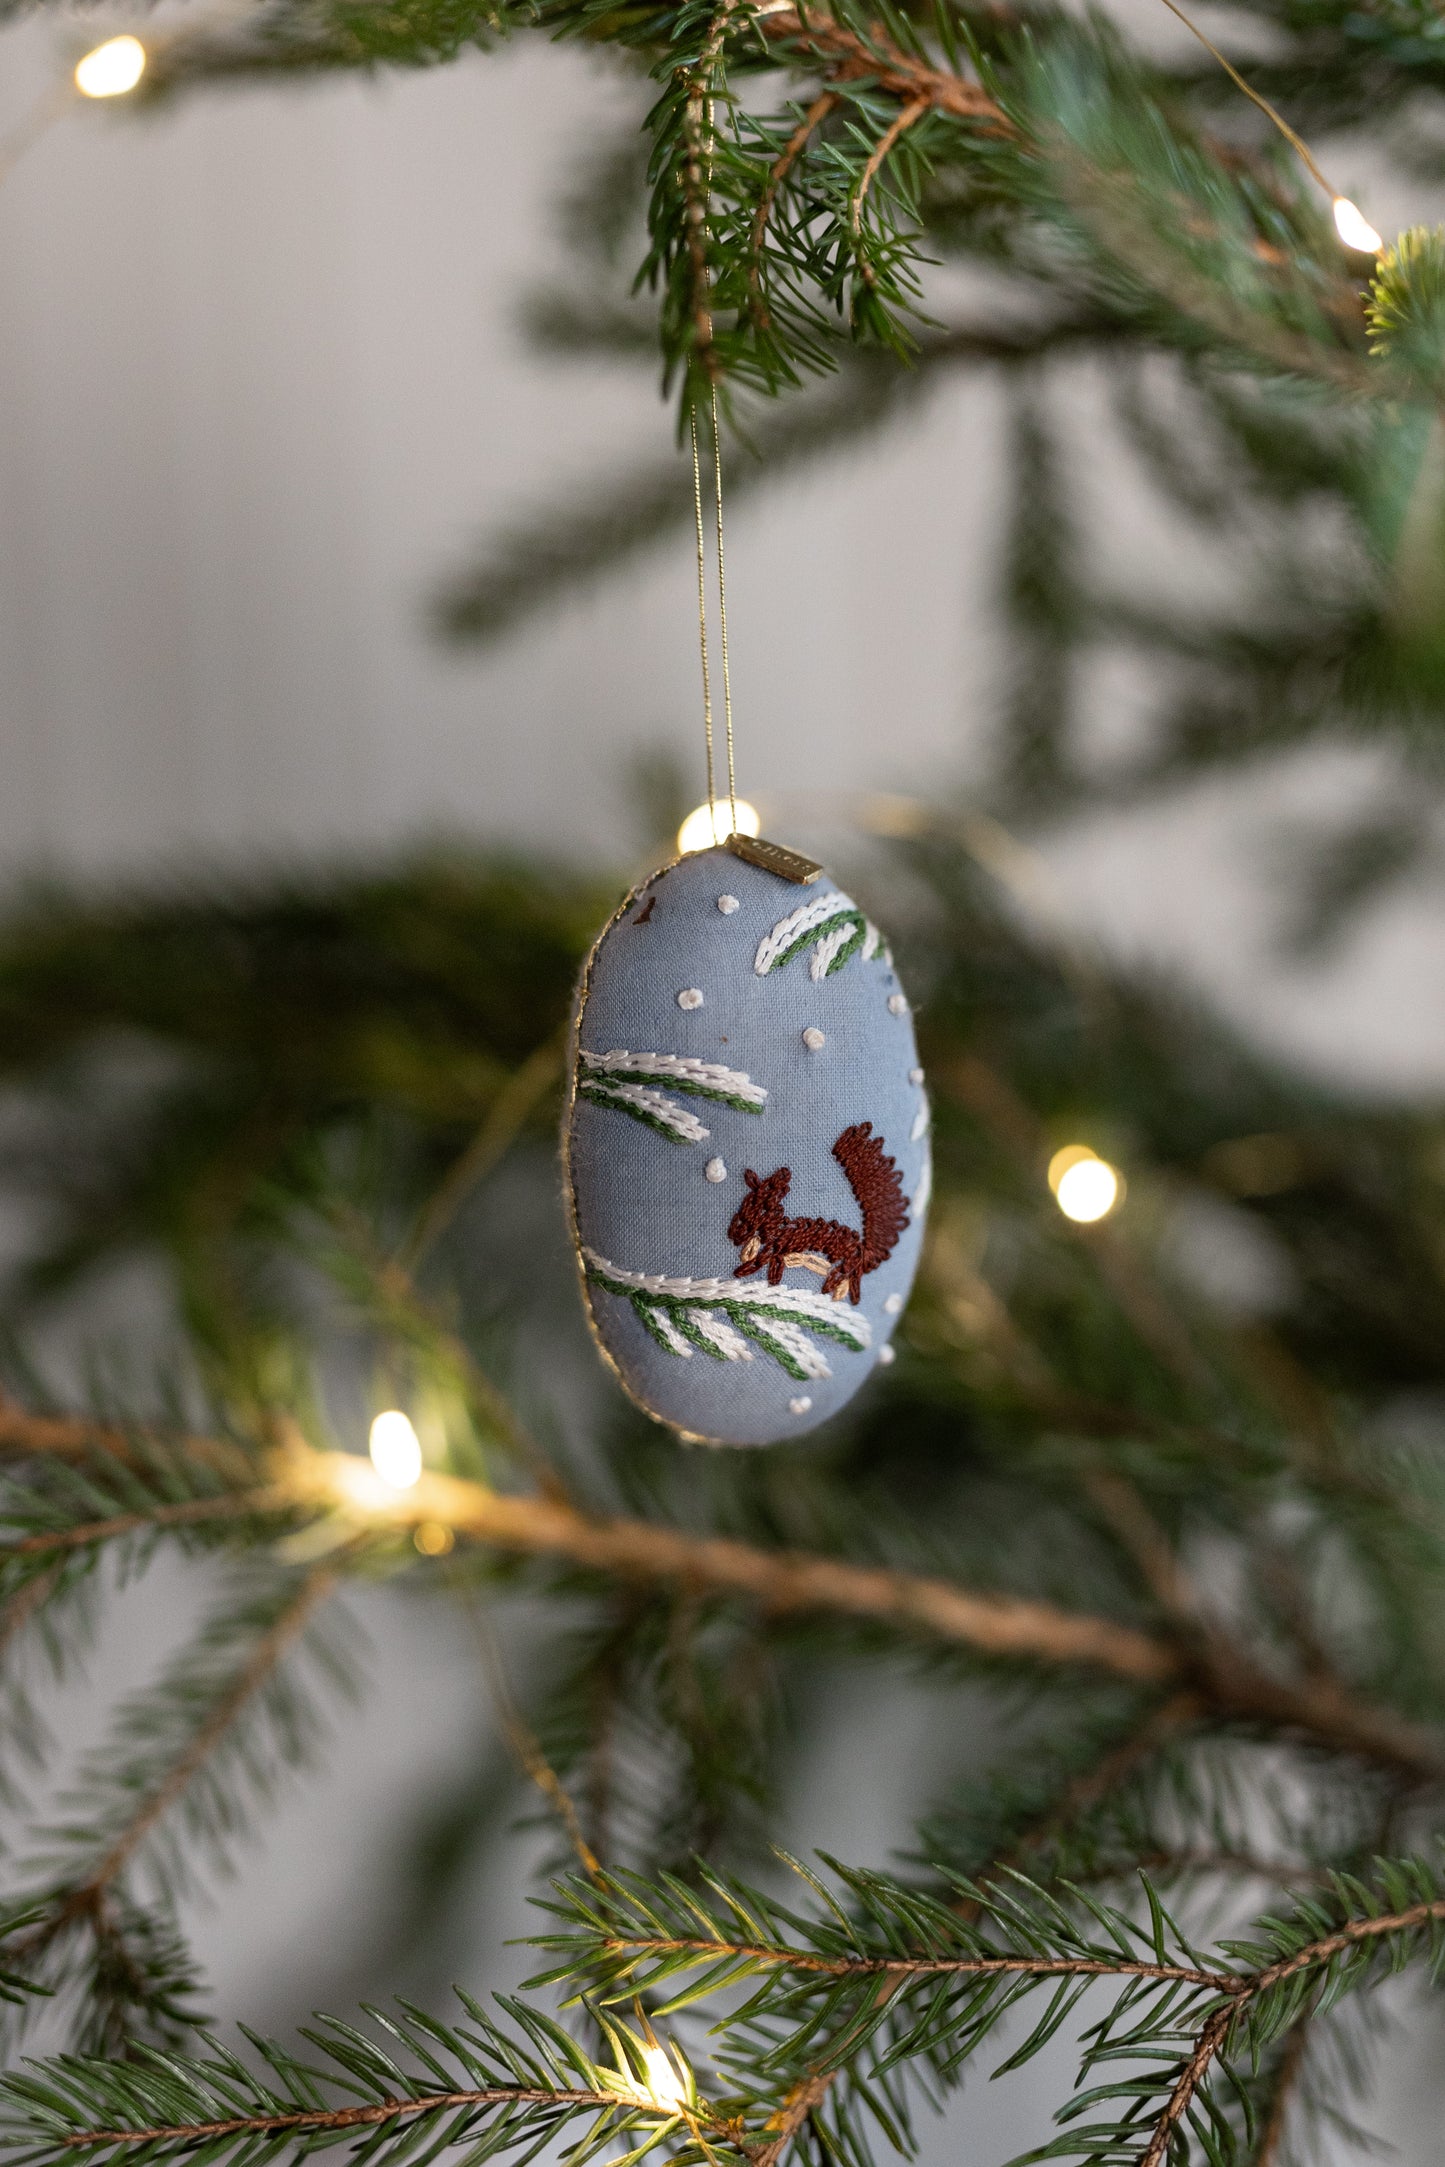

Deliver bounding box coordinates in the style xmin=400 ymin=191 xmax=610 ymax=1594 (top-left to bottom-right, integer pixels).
xmin=809 ymin=921 xmax=855 ymax=982
xmin=688 ymin=1312 xmax=754 ymax=1360
xmin=582 ymin=1080 xmax=710 ymax=1142
xmin=582 ymin=1248 xmax=872 ymax=1343
xmin=753 ymin=892 xmax=856 ymax=975
xmin=744 ymin=1314 xmax=832 ymax=1380
xmin=579 ymin=1049 xmax=766 ymax=1105
xmin=912 ymin=1149 xmax=932 ymax=1218
xmin=640 ymin=1303 xmax=694 ymax=1356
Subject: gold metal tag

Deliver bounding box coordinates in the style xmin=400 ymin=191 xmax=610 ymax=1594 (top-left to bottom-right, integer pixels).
xmin=724 ymin=833 xmax=823 ymax=884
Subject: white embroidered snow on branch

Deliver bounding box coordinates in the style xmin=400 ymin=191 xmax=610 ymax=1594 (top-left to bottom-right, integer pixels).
xmin=577 ymin=1048 xmax=768 ymax=1145
xmin=579 ymin=1049 xmax=766 ymax=1108
xmin=810 ymin=920 xmax=856 ymax=982
xmin=640 ymin=1303 xmax=693 ymax=1356
xmin=754 ymin=892 xmax=853 ymax=974
xmin=754 ymin=891 xmax=886 ymax=982
xmin=912 ymin=1149 xmax=933 ymax=1219
xmin=584 ymin=1247 xmax=871 ymax=1383
xmin=688 ymin=1312 xmax=754 ymax=1361
xmin=579 ymin=1078 xmax=710 ymax=1143
xmin=743 ymin=1313 xmax=832 ymax=1380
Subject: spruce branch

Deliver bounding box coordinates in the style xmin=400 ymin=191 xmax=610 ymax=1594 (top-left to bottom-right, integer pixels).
xmin=43 ymin=1565 xmax=339 ymax=1902
xmin=746 ymin=91 xmax=840 ymax=329
xmin=0 ymin=2000 xmax=736 ymax=2167
xmin=750 ymin=5 xmax=1003 ymax=130
xmin=532 ymin=1853 xmax=1445 ymax=2165
xmin=1 ymin=1566 xmax=350 ymax=2047
xmin=12 ymin=1867 xmax=1445 ymax=2167
xmin=1 ymin=1410 xmax=1441 ymax=1779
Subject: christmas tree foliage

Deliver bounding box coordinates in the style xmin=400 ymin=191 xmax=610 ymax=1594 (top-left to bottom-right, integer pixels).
xmin=0 ymin=835 xmax=1442 ymax=2165
xmin=5 ymin=0 xmax=1445 ymax=2157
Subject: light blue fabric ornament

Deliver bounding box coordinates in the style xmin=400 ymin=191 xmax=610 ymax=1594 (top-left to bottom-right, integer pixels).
xmin=563 ymin=842 xmax=930 ymax=1446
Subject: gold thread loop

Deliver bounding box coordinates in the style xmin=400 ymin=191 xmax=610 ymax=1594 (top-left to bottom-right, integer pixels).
xmin=690 ymin=407 xmax=717 ymax=830
xmin=709 ymin=389 xmax=737 ymax=837
xmin=691 ymin=394 xmax=737 ymax=843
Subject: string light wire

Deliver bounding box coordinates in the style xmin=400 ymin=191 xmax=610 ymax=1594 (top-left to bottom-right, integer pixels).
xmin=1152 ymin=0 xmax=1382 ymax=251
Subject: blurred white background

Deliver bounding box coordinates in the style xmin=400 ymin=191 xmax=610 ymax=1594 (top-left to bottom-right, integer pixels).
xmin=5 ymin=13 xmax=1445 ymax=2156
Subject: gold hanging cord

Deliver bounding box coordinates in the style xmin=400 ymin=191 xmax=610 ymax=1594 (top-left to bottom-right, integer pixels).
xmin=690 ymin=389 xmax=737 ymax=843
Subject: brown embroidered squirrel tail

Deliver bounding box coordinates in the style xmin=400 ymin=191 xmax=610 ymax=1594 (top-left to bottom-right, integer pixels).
xmin=833 ymin=1122 xmax=910 ymax=1279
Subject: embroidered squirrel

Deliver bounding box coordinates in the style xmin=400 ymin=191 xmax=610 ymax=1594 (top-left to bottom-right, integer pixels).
xmin=727 ymin=1121 xmax=909 ymax=1304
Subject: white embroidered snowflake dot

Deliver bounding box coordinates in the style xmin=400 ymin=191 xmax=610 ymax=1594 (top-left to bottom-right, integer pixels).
xmin=877 ymin=1345 xmax=895 ymax=1366
xmin=705 ymin=1156 xmax=727 ymax=1183
xmin=888 ymin=994 xmax=908 ymax=1016
xmin=884 ymin=1292 xmax=904 ymax=1314
xmin=789 ymin=1396 xmax=812 ymax=1416
xmin=717 ymin=894 xmax=740 ymax=914
xmin=677 ymin=987 xmax=704 ymax=1010
xmin=909 ymin=1067 xmax=924 ymax=1085
xmin=802 ymin=1027 xmax=826 ymax=1050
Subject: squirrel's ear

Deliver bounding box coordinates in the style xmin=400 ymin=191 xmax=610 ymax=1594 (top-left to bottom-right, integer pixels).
xmin=744 ymin=1169 xmax=759 ymax=1189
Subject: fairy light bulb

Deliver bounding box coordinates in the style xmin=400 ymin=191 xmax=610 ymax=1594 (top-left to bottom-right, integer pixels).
xmin=1333 ymin=197 xmax=1383 ymax=256
xmin=677 ymin=798 xmax=761 ymax=854
xmin=638 ymin=2044 xmax=688 ymax=2110
xmin=368 ymin=1409 xmax=422 ymax=1489
xmin=74 ymin=35 xmax=147 ymax=97
xmin=1048 ymin=1145 xmax=1123 ymax=1224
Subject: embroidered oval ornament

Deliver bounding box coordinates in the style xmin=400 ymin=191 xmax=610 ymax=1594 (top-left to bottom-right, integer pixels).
xmin=564 ymin=844 xmax=930 ymax=1446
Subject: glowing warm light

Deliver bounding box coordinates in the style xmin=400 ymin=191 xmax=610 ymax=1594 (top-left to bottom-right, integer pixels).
xmin=414 ymin=1520 xmax=454 ymax=1556
xmin=677 ymin=798 xmax=761 ymax=854
xmin=1048 ymin=1145 xmax=1122 ymax=1224
xmin=75 ymin=35 xmax=147 ymax=97
xmin=368 ymin=1409 xmax=422 ymax=1489
xmin=1332 ymin=196 xmax=1382 ymax=256
xmin=638 ymin=2043 xmax=689 ymax=2111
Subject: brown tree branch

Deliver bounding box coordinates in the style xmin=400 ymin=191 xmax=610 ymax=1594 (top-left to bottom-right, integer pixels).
xmin=851 ymin=97 xmax=928 ymax=240
xmin=754 ymin=4 xmax=1006 ymax=128
xmin=59 ymin=2090 xmax=644 ymax=2152
xmin=753 ymin=2068 xmax=838 ymax=2167
xmin=748 ymin=89 xmax=841 ymax=325
xmin=4 ymin=1489 xmax=288 ymax=1558
xmin=1142 ymin=2002 xmax=1235 ymax=2167
xmin=680 ymin=0 xmax=745 ymax=377
xmin=3 ymin=1410 xmax=1442 ymax=1779
xmin=586 ymin=1933 xmax=1243 ymax=1993
xmin=290 ymin=1450 xmax=1174 ymax=1683
xmin=1139 ymin=1896 xmax=1445 ymax=2167
xmin=0 ymin=1403 xmax=252 ymax=1477
xmin=7 ymin=1567 xmax=337 ymax=1976
xmin=1253 ymin=1894 xmax=1445 ymax=1990
xmin=82 ymin=1566 xmax=336 ymax=1897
